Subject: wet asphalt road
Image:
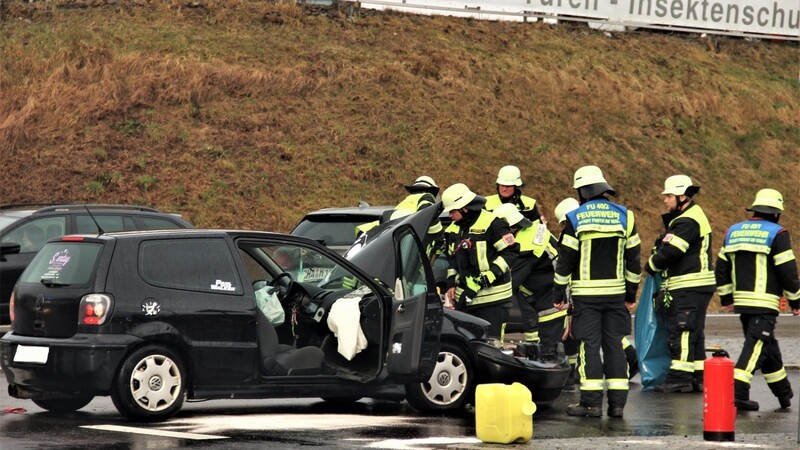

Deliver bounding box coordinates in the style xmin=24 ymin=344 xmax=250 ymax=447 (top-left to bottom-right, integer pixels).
xmin=1 ymin=314 xmax=798 ymax=449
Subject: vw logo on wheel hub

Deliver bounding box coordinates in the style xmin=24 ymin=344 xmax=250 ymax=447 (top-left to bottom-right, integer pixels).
xmin=149 ymin=376 xmax=163 ymax=391
xmin=437 ymin=371 xmax=451 ymax=386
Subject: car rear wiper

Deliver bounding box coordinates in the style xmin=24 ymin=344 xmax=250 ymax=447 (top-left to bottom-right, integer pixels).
xmin=40 ymin=279 xmax=71 ymax=287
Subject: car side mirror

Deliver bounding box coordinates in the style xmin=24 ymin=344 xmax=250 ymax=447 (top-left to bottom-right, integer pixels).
xmin=1 ymin=242 xmax=21 ymax=261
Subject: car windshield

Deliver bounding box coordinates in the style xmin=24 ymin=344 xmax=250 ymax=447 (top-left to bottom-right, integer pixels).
xmin=0 ymin=212 xmax=32 ymax=233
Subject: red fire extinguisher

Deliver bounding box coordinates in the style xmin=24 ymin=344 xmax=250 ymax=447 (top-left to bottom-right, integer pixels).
xmin=703 ymin=349 xmax=736 ymax=441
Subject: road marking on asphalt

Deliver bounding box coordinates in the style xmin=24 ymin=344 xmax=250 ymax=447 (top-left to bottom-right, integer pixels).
xmin=364 ymin=437 xmax=482 ymax=449
xmin=163 ymin=413 xmax=412 ymax=434
xmin=81 ymin=424 xmax=227 ymax=440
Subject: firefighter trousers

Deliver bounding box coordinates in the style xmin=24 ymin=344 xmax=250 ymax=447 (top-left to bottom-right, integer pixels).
xmin=664 ymin=289 xmax=712 ymax=386
xmin=518 ymin=272 xmax=565 ymax=345
xmin=734 ymin=314 xmax=793 ymax=402
xmin=467 ymin=299 xmax=511 ymax=340
xmin=571 ymin=298 xmax=631 ymax=408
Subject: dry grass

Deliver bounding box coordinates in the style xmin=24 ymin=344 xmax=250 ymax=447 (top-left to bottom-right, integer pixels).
xmin=1 ymin=2 xmax=798 ymax=281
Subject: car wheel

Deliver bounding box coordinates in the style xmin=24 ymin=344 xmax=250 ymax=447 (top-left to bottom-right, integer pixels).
xmin=32 ymin=394 xmax=94 ymax=413
xmin=111 ymin=345 xmax=186 ymax=422
xmin=404 ymin=342 xmax=473 ymax=412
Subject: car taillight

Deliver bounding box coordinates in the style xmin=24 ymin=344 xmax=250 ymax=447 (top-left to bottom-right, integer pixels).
xmin=9 ymin=291 xmax=15 ymax=324
xmin=78 ymin=294 xmax=112 ymax=326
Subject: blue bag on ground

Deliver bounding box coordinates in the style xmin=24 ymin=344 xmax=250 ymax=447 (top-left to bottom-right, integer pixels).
xmin=634 ymin=273 xmax=670 ymax=390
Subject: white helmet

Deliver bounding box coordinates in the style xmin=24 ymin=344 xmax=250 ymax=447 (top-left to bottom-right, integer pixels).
xmin=554 ymin=198 xmax=580 ymax=224
xmin=573 ymin=165 xmax=615 ymax=198
xmin=405 ymin=175 xmax=439 ymax=195
xmin=442 ymin=183 xmax=477 ymax=212
xmin=662 ymin=175 xmax=700 ymax=196
xmin=496 ymin=165 xmax=523 ymax=187
xmin=493 ymin=203 xmax=531 ymax=228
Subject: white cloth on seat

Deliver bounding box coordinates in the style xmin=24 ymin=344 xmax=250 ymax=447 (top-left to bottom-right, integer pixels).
xmin=326 ymin=296 xmax=368 ymax=361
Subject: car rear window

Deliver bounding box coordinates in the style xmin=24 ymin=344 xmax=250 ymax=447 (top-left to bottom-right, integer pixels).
xmin=19 ymin=242 xmax=104 ymax=286
xmin=293 ymin=217 xmax=371 ymax=247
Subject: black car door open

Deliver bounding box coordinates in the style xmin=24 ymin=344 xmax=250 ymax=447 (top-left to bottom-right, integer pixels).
xmin=385 ymin=227 xmax=443 ymax=380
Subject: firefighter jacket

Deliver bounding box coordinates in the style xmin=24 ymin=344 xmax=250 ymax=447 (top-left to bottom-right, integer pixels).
xmin=554 ymin=198 xmax=642 ymax=302
xmin=512 ymin=224 xmax=558 ymax=296
xmin=716 ymin=218 xmax=800 ymax=314
xmin=445 ymin=209 xmax=519 ymax=307
xmin=486 ymin=193 xmax=541 ymax=223
xmin=646 ymin=202 xmax=715 ymax=293
xmin=396 ymin=192 xmax=443 ymax=234
xmin=355 ymin=193 xmax=443 ymax=241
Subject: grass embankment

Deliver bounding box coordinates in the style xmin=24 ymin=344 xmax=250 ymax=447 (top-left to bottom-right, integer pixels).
xmin=1 ymin=1 xmax=798 ymax=309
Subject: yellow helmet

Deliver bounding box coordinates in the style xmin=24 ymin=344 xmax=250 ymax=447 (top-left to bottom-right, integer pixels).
xmin=493 ymin=203 xmax=531 ymax=228
xmin=442 ymin=183 xmax=477 ymax=212
xmin=573 ymin=165 xmax=615 ymax=198
xmin=496 ymin=165 xmax=523 ymax=186
xmin=554 ymin=198 xmax=580 ymax=224
xmin=747 ymin=188 xmax=784 ymax=214
xmin=662 ymin=175 xmax=700 ymax=196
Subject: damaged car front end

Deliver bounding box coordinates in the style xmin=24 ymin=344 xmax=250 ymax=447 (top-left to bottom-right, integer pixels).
xmin=345 ymin=204 xmax=569 ymax=409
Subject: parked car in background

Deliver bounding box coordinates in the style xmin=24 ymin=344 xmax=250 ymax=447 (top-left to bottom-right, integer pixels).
xmin=1 ymin=206 xmax=567 ymax=422
xmin=0 ymin=204 xmax=193 ymax=324
xmin=291 ymin=202 xmax=394 ymax=255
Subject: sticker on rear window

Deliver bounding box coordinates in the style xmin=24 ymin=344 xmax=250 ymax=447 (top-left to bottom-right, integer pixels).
xmin=211 ymin=279 xmax=236 ymax=291
xmin=41 ymin=249 xmax=72 ymax=279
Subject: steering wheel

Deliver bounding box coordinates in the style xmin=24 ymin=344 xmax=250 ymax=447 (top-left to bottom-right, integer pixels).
xmin=271 ymin=272 xmax=295 ymax=301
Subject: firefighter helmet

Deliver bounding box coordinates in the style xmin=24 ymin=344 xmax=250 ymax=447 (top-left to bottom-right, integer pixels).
xmin=662 ymin=175 xmax=700 ymax=196
xmin=442 ymin=183 xmax=477 ymax=212
xmin=573 ymin=165 xmax=615 ymax=198
xmin=554 ymin=198 xmax=580 ymax=224
xmin=493 ymin=203 xmax=531 ymax=228
xmin=405 ymin=175 xmax=439 ymax=196
xmin=747 ymin=188 xmax=784 ymax=214
xmin=496 ymin=165 xmax=523 ymax=186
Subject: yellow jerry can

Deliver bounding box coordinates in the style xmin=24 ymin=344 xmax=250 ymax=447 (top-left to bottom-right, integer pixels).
xmin=475 ymin=382 xmax=537 ymax=444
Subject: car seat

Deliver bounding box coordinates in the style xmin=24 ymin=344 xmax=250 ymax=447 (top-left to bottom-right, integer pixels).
xmin=257 ymin=308 xmax=324 ymax=376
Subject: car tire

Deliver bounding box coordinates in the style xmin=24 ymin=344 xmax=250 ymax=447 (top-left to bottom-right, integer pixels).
xmin=111 ymin=345 xmax=187 ymax=422
xmin=404 ymin=342 xmax=473 ymax=413
xmin=32 ymin=394 xmax=94 ymax=413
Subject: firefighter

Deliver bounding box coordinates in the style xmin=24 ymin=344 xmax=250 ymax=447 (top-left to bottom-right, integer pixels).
xmin=716 ymin=188 xmax=800 ymax=411
xmin=397 ymin=175 xmax=444 ymax=257
xmin=493 ymin=203 xmax=563 ymax=346
xmin=646 ymin=175 xmax=715 ymax=393
xmin=554 ymin=166 xmax=641 ymax=418
xmin=485 ymin=165 xmax=546 ymax=224
xmin=356 ymin=176 xmax=443 ymax=256
xmin=442 ymin=183 xmax=519 ymax=340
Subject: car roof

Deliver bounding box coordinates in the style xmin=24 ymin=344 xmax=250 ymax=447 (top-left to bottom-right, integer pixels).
xmin=0 ymin=203 xmax=191 ymax=229
xmin=78 ymin=228 xmax=321 ymax=243
xmin=299 ymin=204 xmax=394 ymax=218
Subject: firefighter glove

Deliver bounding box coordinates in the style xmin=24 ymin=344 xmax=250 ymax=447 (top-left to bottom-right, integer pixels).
xmin=478 ymin=270 xmax=497 ymax=288
xmin=457 ymin=288 xmax=477 ymax=310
